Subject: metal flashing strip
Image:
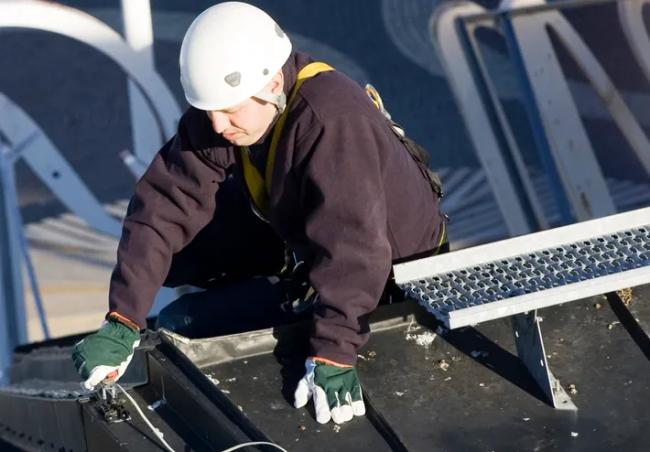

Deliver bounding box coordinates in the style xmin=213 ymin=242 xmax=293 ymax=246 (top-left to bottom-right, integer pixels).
xmin=394 ymin=207 xmax=650 ymax=329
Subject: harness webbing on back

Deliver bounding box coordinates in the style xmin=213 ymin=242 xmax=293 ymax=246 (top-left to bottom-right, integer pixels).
xmin=239 ymin=62 xmax=334 ymax=217
xmin=239 ymin=61 xmax=443 ymax=222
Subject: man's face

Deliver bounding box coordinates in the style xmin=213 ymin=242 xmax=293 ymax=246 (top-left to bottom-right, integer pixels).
xmin=206 ymin=72 xmax=283 ymax=146
xmin=206 ymin=97 xmax=277 ymax=146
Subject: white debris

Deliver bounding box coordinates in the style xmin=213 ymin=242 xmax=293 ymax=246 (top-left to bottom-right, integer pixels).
xmin=394 ymin=391 xmax=406 ymax=397
xmin=479 ymin=383 xmax=485 ymax=387
xmin=444 ymin=376 xmax=452 ymax=382
xmin=406 ymin=331 xmax=437 ymax=348
xmin=226 ymin=377 xmax=237 ymax=383
xmin=333 ymin=425 xmax=341 ymax=433
xmin=205 ymin=374 xmax=220 ymax=386
xmin=221 ymin=389 xmax=231 ymax=394
xmin=147 ymin=400 xmax=164 ymax=411
xmin=270 ymin=401 xmax=284 ymax=410
xmin=438 ymin=359 xmax=450 ymax=371
xmin=522 ymin=417 xmax=530 ymax=422
xmin=571 ymin=432 xmax=579 ymax=438
xmin=607 ymin=321 xmax=620 ymax=330
xmin=416 ymin=332 xmax=437 ymax=347
xmin=406 ymin=318 xmax=422 ymax=333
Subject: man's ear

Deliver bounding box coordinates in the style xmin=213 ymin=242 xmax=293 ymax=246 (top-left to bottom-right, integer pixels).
xmin=269 ymin=70 xmax=284 ymax=95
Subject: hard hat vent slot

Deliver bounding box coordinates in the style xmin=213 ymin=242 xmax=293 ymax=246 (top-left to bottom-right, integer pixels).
xmin=224 ymin=72 xmax=241 ymax=87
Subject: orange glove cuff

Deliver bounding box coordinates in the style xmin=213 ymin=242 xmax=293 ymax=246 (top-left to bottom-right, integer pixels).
xmin=106 ymin=311 xmax=141 ymax=331
xmin=311 ymin=356 xmax=354 ymax=368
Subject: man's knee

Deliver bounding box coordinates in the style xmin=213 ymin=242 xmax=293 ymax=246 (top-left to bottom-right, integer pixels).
xmin=155 ymin=293 xmax=196 ymax=334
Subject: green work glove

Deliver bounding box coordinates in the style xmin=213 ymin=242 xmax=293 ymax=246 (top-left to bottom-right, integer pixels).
xmin=71 ymin=314 xmax=140 ymax=390
xmin=294 ymin=357 xmax=366 ymax=424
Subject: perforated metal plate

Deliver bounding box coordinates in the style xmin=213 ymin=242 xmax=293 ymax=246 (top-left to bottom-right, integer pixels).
xmin=398 ymin=225 xmax=650 ymax=328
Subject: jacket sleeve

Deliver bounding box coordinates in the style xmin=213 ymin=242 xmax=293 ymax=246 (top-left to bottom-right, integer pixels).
xmin=299 ymin=112 xmax=393 ymax=365
xmin=109 ymin=114 xmax=231 ymax=328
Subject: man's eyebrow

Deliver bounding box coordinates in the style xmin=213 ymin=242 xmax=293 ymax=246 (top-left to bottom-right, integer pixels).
xmin=222 ymin=104 xmax=242 ymax=113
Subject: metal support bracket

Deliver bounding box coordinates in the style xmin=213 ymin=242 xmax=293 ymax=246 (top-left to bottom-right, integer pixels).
xmin=512 ymin=310 xmax=577 ymax=410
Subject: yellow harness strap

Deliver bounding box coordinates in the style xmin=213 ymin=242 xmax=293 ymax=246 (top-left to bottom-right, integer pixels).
xmin=240 ymin=62 xmax=334 ymax=216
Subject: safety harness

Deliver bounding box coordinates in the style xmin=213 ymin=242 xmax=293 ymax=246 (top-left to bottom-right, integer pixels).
xmin=239 ymin=61 xmax=446 ymax=252
xmin=239 ymin=62 xmax=335 ymax=218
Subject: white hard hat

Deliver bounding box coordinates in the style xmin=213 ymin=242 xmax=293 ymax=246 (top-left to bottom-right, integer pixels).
xmin=179 ymin=2 xmax=292 ymax=111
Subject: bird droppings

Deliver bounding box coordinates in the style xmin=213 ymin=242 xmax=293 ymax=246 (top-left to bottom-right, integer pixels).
xmin=522 ymin=417 xmax=531 ymax=422
xmin=226 ymin=377 xmax=237 ymax=383
xmin=221 ymin=389 xmax=231 ymax=394
xmin=438 ymin=359 xmax=450 ymax=371
xmin=333 ymin=425 xmax=341 ymax=433
xmin=594 ymin=302 xmax=602 ymax=309
xmin=367 ymin=351 xmax=377 ymax=358
xmin=607 ymin=321 xmax=620 ymax=330
xmin=571 ymin=432 xmax=579 ymax=438
xmin=394 ymin=391 xmax=406 ymax=397
xmin=237 ymin=405 xmax=244 ymax=412
xmin=479 ymin=383 xmax=485 ymax=387
xmin=444 ymin=376 xmax=452 ymax=382
xmin=568 ymin=384 xmax=578 ymax=395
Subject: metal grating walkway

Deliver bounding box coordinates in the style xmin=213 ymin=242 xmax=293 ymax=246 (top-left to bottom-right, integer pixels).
xmin=394 ymin=207 xmax=650 ymax=329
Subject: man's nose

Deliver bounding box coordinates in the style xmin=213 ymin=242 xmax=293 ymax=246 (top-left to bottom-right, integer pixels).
xmin=208 ymin=111 xmax=230 ymax=134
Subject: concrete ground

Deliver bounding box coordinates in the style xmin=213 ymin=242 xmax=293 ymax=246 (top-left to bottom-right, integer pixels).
xmin=23 ymin=246 xmax=113 ymax=342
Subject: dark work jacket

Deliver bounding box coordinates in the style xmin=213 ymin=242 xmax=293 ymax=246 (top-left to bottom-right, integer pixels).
xmin=109 ymin=52 xmax=443 ymax=365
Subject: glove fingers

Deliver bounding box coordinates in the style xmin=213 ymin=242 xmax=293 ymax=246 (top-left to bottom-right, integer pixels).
xmin=313 ymin=385 xmax=331 ymax=424
xmin=351 ymin=399 xmax=366 ymax=416
xmin=81 ymin=344 xmax=138 ymax=391
xmin=293 ymin=377 xmax=312 ymax=408
xmin=351 ymin=384 xmax=366 ymax=416
xmin=331 ymin=392 xmax=354 ymax=424
xmin=83 ymin=365 xmax=119 ymax=391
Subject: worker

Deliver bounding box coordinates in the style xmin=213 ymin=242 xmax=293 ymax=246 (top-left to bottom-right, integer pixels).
xmin=72 ymin=1 xmax=446 ymax=425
